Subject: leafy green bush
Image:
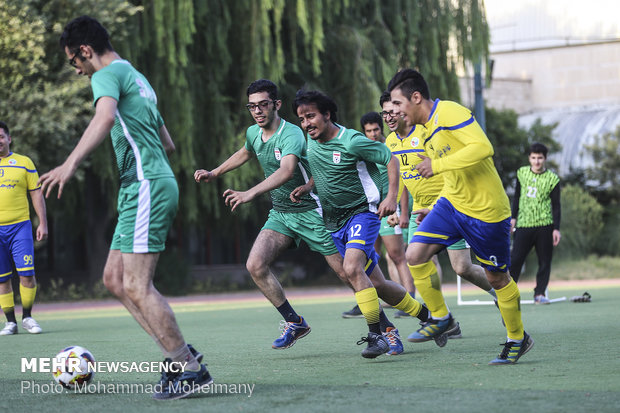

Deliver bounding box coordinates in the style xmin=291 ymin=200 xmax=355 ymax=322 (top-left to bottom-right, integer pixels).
xmin=557 ymin=184 xmax=604 ymax=258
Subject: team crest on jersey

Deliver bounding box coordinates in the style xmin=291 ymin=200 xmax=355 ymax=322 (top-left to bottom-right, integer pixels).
xmin=410 ymin=137 xmax=420 ymax=148
xmin=274 ymin=148 xmax=282 ymax=161
xmin=8 ymin=159 xmax=17 ymax=165
xmin=333 ymin=151 xmax=341 ymax=164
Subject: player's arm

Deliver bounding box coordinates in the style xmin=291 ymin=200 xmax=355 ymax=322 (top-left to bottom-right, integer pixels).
xmin=29 ymin=189 xmax=48 ymax=241
xmin=158 ymin=124 xmax=175 ymax=156
xmin=399 ymin=186 xmax=410 ymax=229
xmin=510 ymin=178 xmax=521 ymax=232
xmin=290 ymin=177 xmax=315 ymax=203
xmin=224 ymin=154 xmax=298 ymax=212
xmin=429 ymin=114 xmax=494 ymax=175
xmin=377 ymin=155 xmax=399 ymax=218
xmin=550 ymin=181 xmax=561 ymax=246
xmin=39 ymin=96 xmax=117 ymax=198
xmin=194 ymin=146 xmax=253 ymax=183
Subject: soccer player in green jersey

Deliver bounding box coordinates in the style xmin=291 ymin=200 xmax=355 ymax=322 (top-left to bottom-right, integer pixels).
xmin=194 ymin=79 xmax=343 ymax=350
xmin=388 ymin=69 xmax=533 ymax=365
xmin=0 ymin=121 xmax=47 ymax=336
xmin=291 ymin=90 xmax=438 ymax=358
xmin=510 ymin=143 xmax=561 ymax=304
xmin=39 ymin=16 xmax=210 ymax=399
xmin=341 ymin=112 xmax=416 ymax=319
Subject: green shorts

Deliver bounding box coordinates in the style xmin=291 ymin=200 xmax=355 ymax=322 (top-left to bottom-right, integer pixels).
xmin=379 ymin=215 xmax=403 ymax=237
xmin=262 ymin=208 xmax=338 ymax=256
xmin=111 ymin=178 xmax=178 ymax=253
xmin=407 ymin=213 xmax=469 ymax=250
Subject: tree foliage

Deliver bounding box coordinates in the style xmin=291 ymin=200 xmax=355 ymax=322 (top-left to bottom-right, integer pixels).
xmin=557 ymin=184 xmax=604 ymax=258
xmin=584 ymin=126 xmax=620 ymax=205
xmin=2 ymin=0 xmax=491 ymax=272
xmin=485 ymin=107 xmax=559 ymax=189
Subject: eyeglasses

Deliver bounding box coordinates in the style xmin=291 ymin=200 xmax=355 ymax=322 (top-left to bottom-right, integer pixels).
xmin=381 ymin=110 xmax=396 ymax=119
xmin=246 ymin=100 xmax=275 ymax=112
xmin=68 ymin=51 xmax=83 ymax=68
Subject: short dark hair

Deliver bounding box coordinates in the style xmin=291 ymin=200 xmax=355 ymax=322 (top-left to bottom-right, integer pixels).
xmin=0 ymin=121 xmax=9 ymax=135
xmin=529 ymin=142 xmax=548 ymax=158
xmin=59 ymin=15 xmax=113 ymax=55
xmin=246 ymin=79 xmax=279 ymax=101
xmin=379 ymin=91 xmax=391 ymax=107
xmin=387 ymin=69 xmax=430 ymax=100
xmin=360 ymin=112 xmax=383 ymax=132
xmin=292 ymin=89 xmax=338 ymax=123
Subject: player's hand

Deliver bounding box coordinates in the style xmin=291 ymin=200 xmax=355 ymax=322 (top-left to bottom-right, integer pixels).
xmin=377 ymin=198 xmax=397 ymax=219
xmin=290 ymin=184 xmax=311 ymax=203
xmin=223 ymin=189 xmax=253 ymax=212
xmin=399 ymin=212 xmax=410 ymax=229
xmin=553 ymin=229 xmax=561 ymax=246
xmin=413 ymin=208 xmax=431 ymax=224
xmin=36 ymin=223 xmax=48 ymax=241
xmin=414 ymin=154 xmax=434 ymax=178
xmin=38 ymin=163 xmax=77 ymax=199
xmin=510 ymin=218 xmax=517 ymax=233
xmin=194 ymin=169 xmax=215 ymax=183
xmin=386 ymin=213 xmax=399 ymax=227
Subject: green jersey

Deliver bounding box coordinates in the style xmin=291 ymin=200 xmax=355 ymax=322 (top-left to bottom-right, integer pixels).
xmin=307 ymin=125 xmax=392 ymax=231
xmin=514 ymin=166 xmax=560 ymax=228
xmin=91 ymin=60 xmax=174 ymax=187
xmin=245 ymin=119 xmax=319 ymax=213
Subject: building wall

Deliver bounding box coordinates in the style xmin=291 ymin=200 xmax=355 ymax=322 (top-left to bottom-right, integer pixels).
xmin=484 ymin=41 xmax=620 ymax=114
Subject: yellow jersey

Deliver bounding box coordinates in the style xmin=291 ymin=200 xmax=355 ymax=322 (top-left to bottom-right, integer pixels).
xmin=386 ymin=127 xmax=444 ymax=210
xmin=0 ymin=152 xmax=40 ymax=226
xmin=422 ymin=100 xmax=510 ymax=222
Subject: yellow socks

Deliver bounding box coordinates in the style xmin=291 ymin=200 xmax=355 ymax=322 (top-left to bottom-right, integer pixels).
xmin=394 ymin=292 xmax=423 ymax=317
xmin=409 ymin=261 xmax=449 ymax=318
xmin=20 ymin=284 xmax=37 ymax=311
xmin=355 ymin=287 xmax=381 ymax=325
xmin=496 ymin=279 xmax=524 ymax=341
xmin=0 ymin=292 xmax=14 ymax=314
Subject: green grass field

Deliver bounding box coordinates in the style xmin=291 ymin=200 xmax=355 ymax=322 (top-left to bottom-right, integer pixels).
xmin=2 ymin=283 xmax=620 ymax=413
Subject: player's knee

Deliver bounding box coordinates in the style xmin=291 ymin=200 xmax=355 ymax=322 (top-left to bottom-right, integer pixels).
xmin=405 ymin=247 xmax=423 ymax=266
xmin=246 ymin=257 xmax=267 ymax=278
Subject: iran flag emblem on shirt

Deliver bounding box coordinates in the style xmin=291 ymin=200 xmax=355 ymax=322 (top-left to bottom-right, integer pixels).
xmin=274 ymin=148 xmax=281 ymax=160
xmin=333 ymin=151 xmax=341 ymax=164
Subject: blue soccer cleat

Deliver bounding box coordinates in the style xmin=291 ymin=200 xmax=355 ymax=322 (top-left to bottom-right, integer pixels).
xmin=489 ymin=331 xmax=534 ymax=365
xmin=272 ymin=316 xmax=311 ymax=349
xmin=407 ymin=315 xmax=458 ymax=347
xmin=383 ymin=327 xmax=404 ymax=355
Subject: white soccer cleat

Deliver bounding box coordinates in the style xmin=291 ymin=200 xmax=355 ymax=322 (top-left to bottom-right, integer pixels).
xmin=0 ymin=321 xmax=18 ymax=336
xmin=22 ymin=317 xmax=42 ymax=334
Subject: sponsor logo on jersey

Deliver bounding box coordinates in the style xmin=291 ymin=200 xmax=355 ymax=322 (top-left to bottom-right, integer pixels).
xmin=9 ymin=159 xmax=17 ymax=165
xmin=333 ymin=151 xmax=341 ymax=164
xmin=410 ymin=137 xmax=420 ymax=148
xmin=274 ymin=148 xmax=281 ymax=161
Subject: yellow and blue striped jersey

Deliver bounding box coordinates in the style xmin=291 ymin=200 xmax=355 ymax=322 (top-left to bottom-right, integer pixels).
xmin=385 ymin=127 xmax=444 ymax=210
xmin=0 ymin=152 xmax=40 ymax=226
xmin=422 ymin=100 xmax=510 ymax=222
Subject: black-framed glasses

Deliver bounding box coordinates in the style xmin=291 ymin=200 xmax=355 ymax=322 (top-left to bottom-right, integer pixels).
xmin=381 ymin=110 xmax=396 ymax=119
xmin=68 ymin=51 xmax=83 ymax=68
xmin=246 ymin=100 xmax=275 ymax=112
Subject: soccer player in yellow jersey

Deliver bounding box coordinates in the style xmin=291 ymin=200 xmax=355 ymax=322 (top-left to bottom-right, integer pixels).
xmin=388 ymin=69 xmax=533 ymax=365
xmin=381 ymin=91 xmax=497 ymax=342
xmin=0 ymin=121 xmax=46 ymax=336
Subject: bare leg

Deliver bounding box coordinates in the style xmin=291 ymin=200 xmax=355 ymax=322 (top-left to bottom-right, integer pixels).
xmin=245 ymin=230 xmax=294 ymax=307
xmin=382 ymin=234 xmax=415 ymax=293
xmin=406 ymin=242 xmax=445 ymax=267
xmin=121 ymin=252 xmax=186 ymax=352
xmin=447 ymin=249 xmax=492 ymax=291
xmin=19 ymin=275 xmax=36 ymax=288
xmin=431 ymin=255 xmax=443 ymax=281
xmin=103 ymin=249 xmax=157 ymax=338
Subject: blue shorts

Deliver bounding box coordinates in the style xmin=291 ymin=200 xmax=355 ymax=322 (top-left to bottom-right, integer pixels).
xmin=331 ymin=211 xmax=381 ymax=276
xmin=408 ymin=213 xmax=469 ymax=250
xmin=412 ymin=197 xmax=511 ymax=272
xmin=0 ymin=220 xmax=35 ymax=281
